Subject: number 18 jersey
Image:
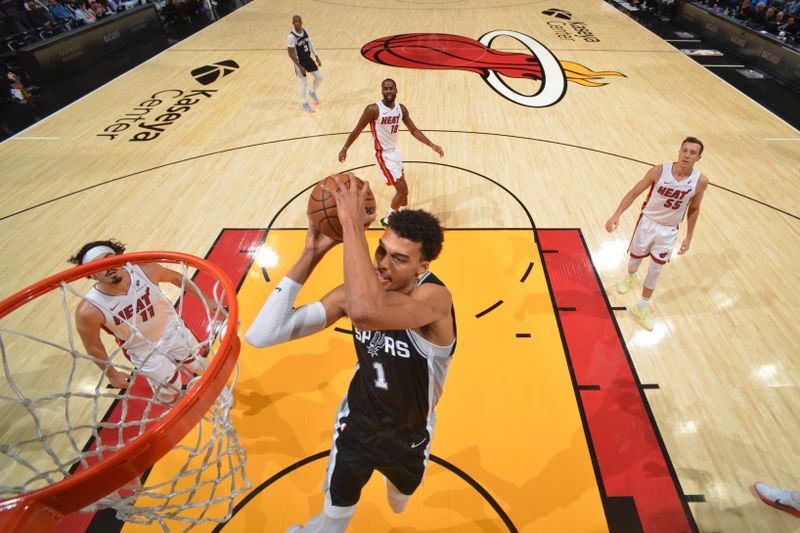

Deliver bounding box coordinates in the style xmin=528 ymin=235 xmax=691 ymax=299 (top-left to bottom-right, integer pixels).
xmin=370 ymin=100 xmax=403 ymax=154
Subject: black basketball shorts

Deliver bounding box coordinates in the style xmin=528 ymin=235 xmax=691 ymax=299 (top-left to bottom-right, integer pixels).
xmin=324 ymin=424 xmax=431 ymax=508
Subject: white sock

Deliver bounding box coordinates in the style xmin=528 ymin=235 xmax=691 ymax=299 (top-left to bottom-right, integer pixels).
xmin=398 ymin=205 xmax=408 ymax=211
xmin=638 ymin=297 xmax=650 ymax=307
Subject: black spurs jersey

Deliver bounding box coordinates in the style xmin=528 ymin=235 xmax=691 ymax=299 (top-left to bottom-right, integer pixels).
xmin=288 ymin=29 xmax=318 ymax=72
xmin=344 ymin=272 xmax=456 ymax=435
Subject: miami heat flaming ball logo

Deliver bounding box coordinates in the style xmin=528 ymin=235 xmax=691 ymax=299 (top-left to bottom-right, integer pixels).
xmin=362 ymin=31 xmax=624 ymax=107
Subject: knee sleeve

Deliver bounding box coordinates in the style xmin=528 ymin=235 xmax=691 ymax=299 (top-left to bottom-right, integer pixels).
xmin=311 ymin=69 xmax=322 ymax=88
xmin=627 ymin=256 xmax=643 ymax=275
xmin=323 ymin=502 xmax=356 ymax=520
xmin=643 ymin=260 xmax=664 ymax=290
xmin=290 ymin=491 xmax=355 ymax=533
xmin=305 ymin=492 xmax=355 ymax=532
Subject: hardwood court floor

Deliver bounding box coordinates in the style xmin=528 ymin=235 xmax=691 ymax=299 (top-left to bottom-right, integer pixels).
xmin=1 ymin=0 xmax=798 ymax=532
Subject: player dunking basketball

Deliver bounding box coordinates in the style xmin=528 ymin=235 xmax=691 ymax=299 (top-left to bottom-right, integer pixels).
xmin=338 ymin=79 xmax=443 ymax=227
xmin=246 ymin=177 xmax=455 ymax=532
xmin=605 ymin=137 xmax=709 ymax=330
xmin=70 ymin=240 xmax=219 ymax=401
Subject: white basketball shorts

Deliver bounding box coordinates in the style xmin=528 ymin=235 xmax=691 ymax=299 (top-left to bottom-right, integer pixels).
xmin=627 ymin=214 xmax=678 ymax=264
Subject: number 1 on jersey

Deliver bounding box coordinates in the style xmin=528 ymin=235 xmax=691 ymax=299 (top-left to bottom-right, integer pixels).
xmin=373 ymin=362 xmax=389 ymax=390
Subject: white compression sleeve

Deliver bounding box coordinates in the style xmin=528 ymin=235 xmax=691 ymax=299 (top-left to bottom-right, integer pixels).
xmin=643 ymin=260 xmax=664 ymax=290
xmin=245 ymin=277 xmax=327 ymax=348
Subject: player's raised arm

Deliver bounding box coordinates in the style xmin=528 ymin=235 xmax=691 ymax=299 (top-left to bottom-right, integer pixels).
xmin=245 ymin=223 xmax=346 ymax=348
xmin=331 ymin=175 xmax=452 ymax=334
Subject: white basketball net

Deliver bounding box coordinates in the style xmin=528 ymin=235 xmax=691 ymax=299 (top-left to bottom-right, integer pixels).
xmin=0 ymin=260 xmax=250 ymax=531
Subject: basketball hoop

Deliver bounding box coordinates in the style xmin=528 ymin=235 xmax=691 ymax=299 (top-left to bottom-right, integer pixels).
xmin=0 ymin=252 xmax=250 ymax=531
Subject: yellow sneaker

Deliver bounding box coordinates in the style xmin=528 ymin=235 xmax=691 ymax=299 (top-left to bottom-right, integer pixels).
xmin=630 ymin=304 xmax=654 ymax=331
xmin=616 ymin=274 xmax=635 ymax=294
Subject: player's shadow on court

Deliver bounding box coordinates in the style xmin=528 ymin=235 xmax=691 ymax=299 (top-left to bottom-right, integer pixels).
xmin=232 ymin=337 xmax=353 ymax=456
xmin=426 ymin=433 xmax=601 ymax=528
xmin=676 ymin=466 xmax=781 ymax=527
xmin=235 ymin=388 xmax=291 ymax=416
xmin=646 ymin=249 xmax=775 ymax=312
xmin=675 ymin=430 xmax=792 ymax=518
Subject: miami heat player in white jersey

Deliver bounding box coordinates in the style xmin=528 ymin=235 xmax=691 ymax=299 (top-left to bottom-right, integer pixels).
xmin=371 ymin=100 xmax=402 ymax=153
xmin=338 ymin=79 xmax=444 ymax=226
xmin=641 ymin=162 xmax=701 ymax=226
xmin=84 ymin=264 xmax=200 ymax=374
xmin=605 ymin=137 xmax=708 ymax=330
xmin=370 ymin=99 xmax=404 ymax=184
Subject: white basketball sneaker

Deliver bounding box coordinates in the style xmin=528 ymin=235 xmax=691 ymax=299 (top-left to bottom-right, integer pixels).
xmin=754 ymin=482 xmax=800 ymax=517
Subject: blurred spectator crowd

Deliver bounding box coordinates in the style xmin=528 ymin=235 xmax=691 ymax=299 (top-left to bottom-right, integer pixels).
xmin=628 ymin=0 xmax=685 ymax=20
xmin=1 ymin=0 xmax=245 ymax=137
xmin=622 ymin=0 xmax=798 ymax=42
xmin=696 ymin=0 xmax=797 ymax=41
xmin=2 ymin=0 xmax=219 ymax=50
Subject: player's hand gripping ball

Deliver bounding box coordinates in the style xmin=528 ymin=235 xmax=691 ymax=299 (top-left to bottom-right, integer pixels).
xmin=307 ymin=173 xmax=377 ymax=241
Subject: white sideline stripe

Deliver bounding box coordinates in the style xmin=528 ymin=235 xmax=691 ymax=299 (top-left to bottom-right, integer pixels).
xmin=704 ymin=64 xmax=746 ymax=68
xmin=666 ymin=39 xmax=701 ymax=42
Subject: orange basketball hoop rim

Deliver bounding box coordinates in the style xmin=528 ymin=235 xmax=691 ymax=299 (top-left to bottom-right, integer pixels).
xmin=0 ymin=252 xmax=241 ymax=531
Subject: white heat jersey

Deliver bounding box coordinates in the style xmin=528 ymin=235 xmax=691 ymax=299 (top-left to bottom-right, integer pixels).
xmin=84 ymin=265 xmax=197 ymax=369
xmin=370 ymin=100 xmax=403 ymax=154
xmin=641 ymin=162 xmax=701 ymax=226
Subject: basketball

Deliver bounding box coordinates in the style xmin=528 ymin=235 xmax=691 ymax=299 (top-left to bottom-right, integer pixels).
xmin=307 ymin=173 xmax=377 ymax=241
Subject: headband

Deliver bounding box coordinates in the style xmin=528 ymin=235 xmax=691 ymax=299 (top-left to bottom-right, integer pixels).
xmin=81 ymin=245 xmax=116 ymax=265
